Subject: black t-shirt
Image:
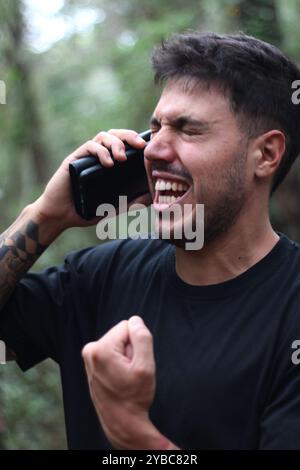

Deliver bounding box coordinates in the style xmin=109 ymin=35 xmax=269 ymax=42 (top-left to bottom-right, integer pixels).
xmin=1 ymin=234 xmax=300 ymax=449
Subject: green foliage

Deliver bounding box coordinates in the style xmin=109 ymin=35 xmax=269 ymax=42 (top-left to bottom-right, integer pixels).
xmin=0 ymin=0 xmax=300 ymax=450
xmin=1 ymin=361 xmax=66 ymax=449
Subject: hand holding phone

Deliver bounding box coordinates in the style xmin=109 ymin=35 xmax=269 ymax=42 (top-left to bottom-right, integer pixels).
xmin=69 ymin=130 xmax=151 ymax=219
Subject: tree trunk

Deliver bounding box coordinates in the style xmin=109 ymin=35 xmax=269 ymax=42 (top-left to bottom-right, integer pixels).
xmin=2 ymin=0 xmax=49 ymax=185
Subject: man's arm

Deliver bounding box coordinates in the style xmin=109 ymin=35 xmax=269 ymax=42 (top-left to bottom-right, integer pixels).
xmin=82 ymin=316 xmax=181 ymax=450
xmin=0 ymin=129 xmax=148 ymax=361
xmin=0 ymin=205 xmax=63 ymax=311
xmin=0 ymin=204 xmax=66 ymax=359
xmin=0 ymin=128 xmax=148 ymax=311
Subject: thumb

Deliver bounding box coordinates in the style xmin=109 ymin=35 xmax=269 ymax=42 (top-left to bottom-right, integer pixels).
xmin=128 ymin=316 xmax=154 ymax=368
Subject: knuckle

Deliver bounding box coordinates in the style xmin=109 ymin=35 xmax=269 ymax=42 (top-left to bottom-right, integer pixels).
xmin=63 ymin=155 xmax=73 ymax=164
xmin=93 ymin=131 xmax=106 ymax=142
xmin=82 ymin=341 xmax=106 ymax=364
xmin=94 ymin=341 xmax=106 ymax=359
xmin=100 ymin=147 xmax=111 ymax=158
xmin=133 ymin=364 xmax=153 ymax=382
xmin=133 ymin=365 xmax=147 ymax=380
xmin=81 ymin=342 xmax=96 ymax=360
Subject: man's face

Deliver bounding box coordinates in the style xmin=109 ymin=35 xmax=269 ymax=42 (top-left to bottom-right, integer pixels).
xmin=143 ymin=79 xmax=250 ymax=247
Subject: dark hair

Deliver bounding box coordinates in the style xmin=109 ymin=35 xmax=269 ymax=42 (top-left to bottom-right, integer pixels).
xmin=151 ymin=31 xmax=300 ymax=193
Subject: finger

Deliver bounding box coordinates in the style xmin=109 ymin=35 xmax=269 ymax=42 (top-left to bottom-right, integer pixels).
xmin=81 ymin=341 xmax=98 ymax=372
xmin=99 ymin=320 xmax=130 ymax=357
xmin=125 ymin=342 xmax=133 ymax=360
xmin=93 ymin=132 xmax=127 ymax=161
xmin=128 ymin=316 xmax=154 ymax=368
xmin=101 ymin=129 xmax=147 ymax=149
xmin=82 ymin=321 xmax=130 ymax=373
xmin=67 ymin=140 xmax=114 ymax=167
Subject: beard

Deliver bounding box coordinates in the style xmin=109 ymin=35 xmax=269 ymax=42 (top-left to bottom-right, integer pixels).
xmin=201 ymin=147 xmax=248 ymax=244
xmin=155 ymin=146 xmax=248 ymax=250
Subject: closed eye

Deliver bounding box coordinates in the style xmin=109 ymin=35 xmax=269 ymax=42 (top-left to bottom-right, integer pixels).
xmin=150 ymin=128 xmax=160 ymax=137
xmin=182 ymin=128 xmax=202 ymax=135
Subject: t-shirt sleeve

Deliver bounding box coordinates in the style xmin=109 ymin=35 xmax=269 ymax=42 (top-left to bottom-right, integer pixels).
xmin=0 ymin=245 xmax=97 ymax=372
xmin=259 ymin=305 xmax=300 ymax=449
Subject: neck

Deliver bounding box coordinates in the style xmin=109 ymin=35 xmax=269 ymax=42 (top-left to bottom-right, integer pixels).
xmin=175 ymin=201 xmax=279 ymax=286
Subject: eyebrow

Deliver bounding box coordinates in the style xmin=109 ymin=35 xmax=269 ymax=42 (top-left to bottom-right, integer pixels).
xmin=149 ymin=115 xmax=211 ymax=131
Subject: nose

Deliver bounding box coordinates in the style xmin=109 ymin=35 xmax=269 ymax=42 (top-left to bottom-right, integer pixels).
xmin=144 ymin=129 xmax=176 ymax=164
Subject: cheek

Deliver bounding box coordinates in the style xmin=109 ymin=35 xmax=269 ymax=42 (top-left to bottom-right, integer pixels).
xmin=189 ymin=164 xmax=230 ymax=205
xmin=186 ymin=146 xmax=236 ymax=185
xmin=178 ymin=141 xmax=219 ymax=174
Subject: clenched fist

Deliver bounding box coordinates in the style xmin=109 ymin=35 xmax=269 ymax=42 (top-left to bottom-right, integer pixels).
xmin=82 ymin=316 xmax=178 ymax=450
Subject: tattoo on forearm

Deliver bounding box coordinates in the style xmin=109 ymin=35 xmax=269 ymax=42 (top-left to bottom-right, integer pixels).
xmin=0 ymin=219 xmax=48 ymax=310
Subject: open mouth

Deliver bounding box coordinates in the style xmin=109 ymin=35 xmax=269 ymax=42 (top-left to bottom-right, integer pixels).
xmin=153 ymin=178 xmax=191 ymax=210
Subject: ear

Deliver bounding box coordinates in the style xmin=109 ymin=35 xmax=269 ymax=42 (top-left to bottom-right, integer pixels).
xmin=253 ymin=130 xmax=286 ymax=180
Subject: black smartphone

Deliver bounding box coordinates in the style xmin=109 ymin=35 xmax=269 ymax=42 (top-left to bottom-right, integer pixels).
xmin=69 ymin=130 xmax=151 ymax=219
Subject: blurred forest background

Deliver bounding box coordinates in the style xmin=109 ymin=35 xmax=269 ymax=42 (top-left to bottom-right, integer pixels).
xmin=0 ymin=0 xmax=300 ymax=449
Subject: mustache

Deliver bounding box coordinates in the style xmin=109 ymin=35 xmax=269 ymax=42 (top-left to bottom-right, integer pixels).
xmin=151 ymin=162 xmax=192 ymax=182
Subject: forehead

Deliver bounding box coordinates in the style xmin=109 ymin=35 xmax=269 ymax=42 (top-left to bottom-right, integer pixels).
xmin=153 ymin=80 xmax=233 ymax=123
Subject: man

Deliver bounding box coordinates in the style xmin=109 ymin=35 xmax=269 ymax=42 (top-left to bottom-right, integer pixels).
xmin=1 ymin=31 xmax=300 ymax=450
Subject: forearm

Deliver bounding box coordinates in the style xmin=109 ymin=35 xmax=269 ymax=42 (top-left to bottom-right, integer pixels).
xmin=105 ymin=413 xmax=181 ymax=450
xmin=133 ymin=420 xmax=181 ymax=450
xmin=0 ymin=201 xmax=65 ymax=310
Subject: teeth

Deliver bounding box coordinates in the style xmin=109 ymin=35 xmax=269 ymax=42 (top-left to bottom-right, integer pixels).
xmin=158 ymin=195 xmax=177 ymax=204
xmin=155 ymin=179 xmax=189 ymax=192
